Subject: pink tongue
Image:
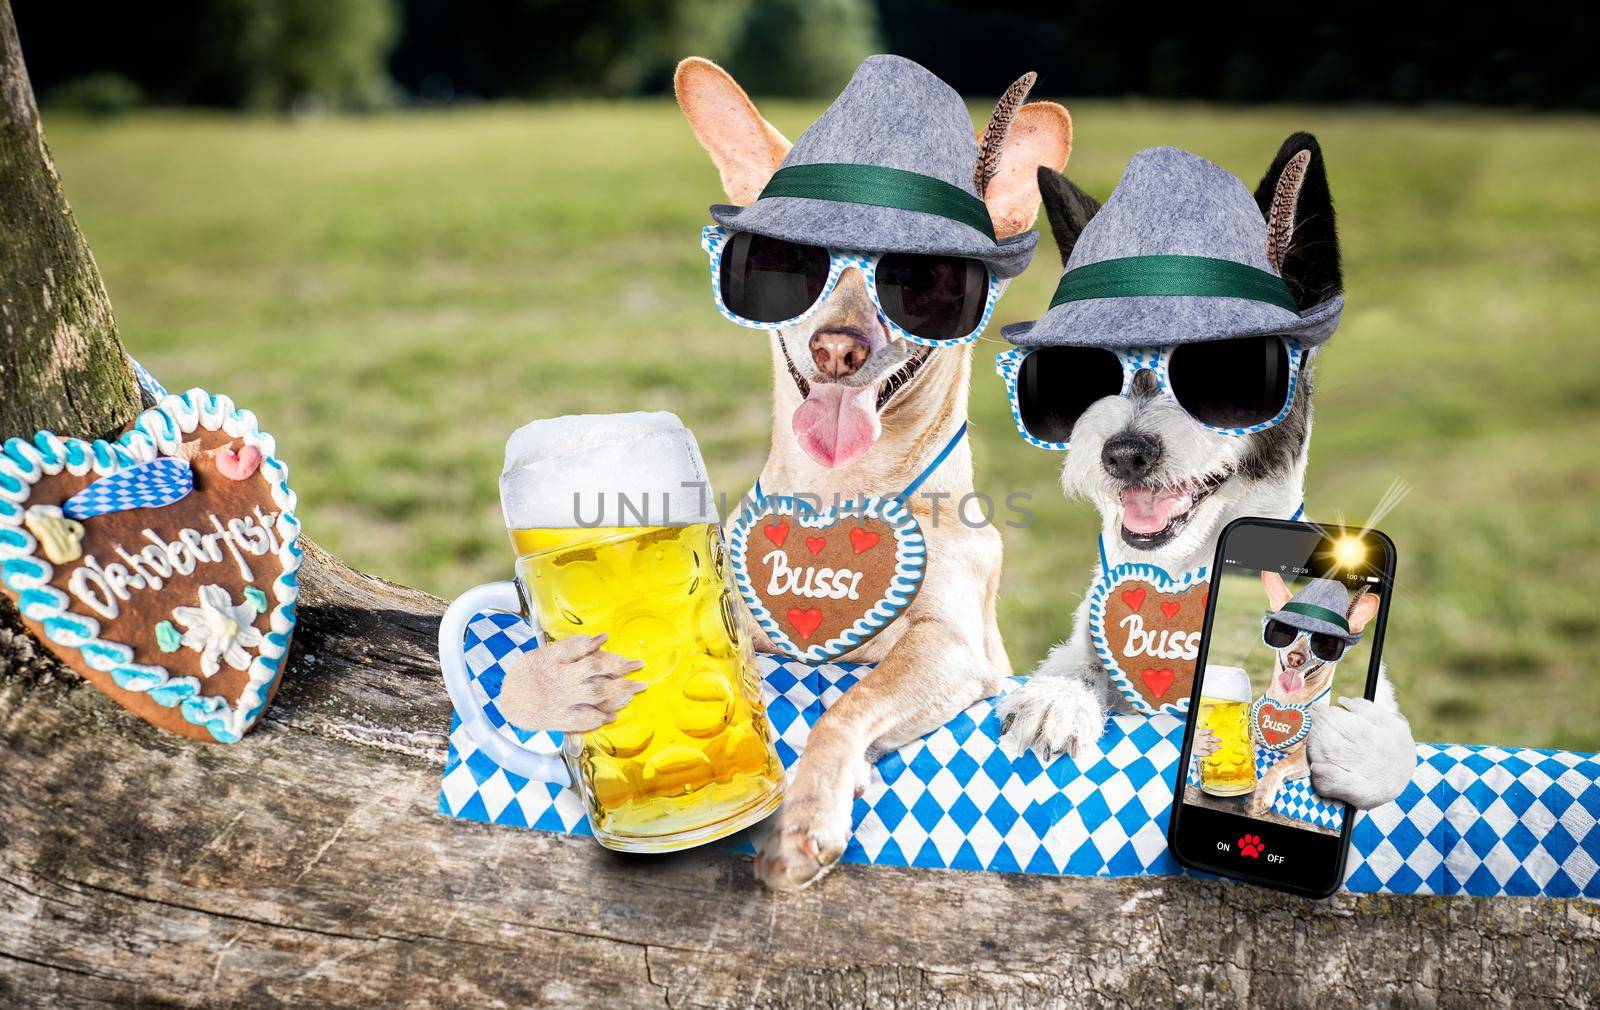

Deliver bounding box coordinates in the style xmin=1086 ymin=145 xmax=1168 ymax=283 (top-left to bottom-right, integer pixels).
xmin=1120 ymin=486 xmax=1192 ymax=535
xmin=1278 ymin=668 xmax=1305 ymax=694
xmin=793 ymin=383 xmax=880 ymax=469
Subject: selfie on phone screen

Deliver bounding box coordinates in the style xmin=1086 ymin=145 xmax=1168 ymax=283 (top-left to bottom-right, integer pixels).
xmin=1169 ymin=520 xmax=1395 ymax=896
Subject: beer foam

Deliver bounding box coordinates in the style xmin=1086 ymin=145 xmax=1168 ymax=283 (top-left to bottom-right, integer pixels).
xmin=1200 ymin=665 xmax=1252 ymax=704
xmin=499 ymin=412 xmax=719 ymax=528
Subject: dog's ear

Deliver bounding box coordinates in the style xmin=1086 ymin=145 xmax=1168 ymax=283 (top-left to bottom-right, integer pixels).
xmin=1037 ymin=167 xmax=1099 ymax=266
xmin=1346 ymin=587 xmax=1381 ymax=635
xmin=1260 ymin=570 xmax=1293 ymax=611
xmin=978 ymin=81 xmax=1072 ymax=240
xmin=674 ymin=57 xmax=791 ymax=206
xmin=1253 ymin=132 xmax=1342 ymax=309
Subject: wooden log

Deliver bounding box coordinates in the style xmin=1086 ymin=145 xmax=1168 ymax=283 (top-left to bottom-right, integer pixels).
xmin=3 ymin=546 xmax=1597 ymax=1009
xmin=0 ymin=4 xmax=1593 ymax=1005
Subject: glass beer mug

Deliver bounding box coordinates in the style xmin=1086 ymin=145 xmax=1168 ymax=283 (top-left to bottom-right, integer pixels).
xmin=439 ymin=412 xmax=785 ymax=852
xmin=1197 ymin=664 xmax=1258 ymax=798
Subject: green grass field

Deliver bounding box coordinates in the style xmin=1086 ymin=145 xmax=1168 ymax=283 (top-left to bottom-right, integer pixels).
xmin=41 ymin=100 xmax=1600 ymax=749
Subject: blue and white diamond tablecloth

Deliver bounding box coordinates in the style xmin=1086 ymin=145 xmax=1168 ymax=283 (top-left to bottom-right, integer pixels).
xmin=439 ymin=611 xmax=1600 ymax=898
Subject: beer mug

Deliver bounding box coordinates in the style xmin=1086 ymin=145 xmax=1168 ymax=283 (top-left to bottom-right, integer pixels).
xmin=1197 ymin=664 xmax=1258 ymax=797
xmin=439 ymin=412 xmax=785 ymax=852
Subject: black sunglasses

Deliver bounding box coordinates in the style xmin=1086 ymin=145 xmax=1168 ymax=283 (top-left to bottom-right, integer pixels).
xmin=708 ymin=229 xmax=996 ymax=345
xmin=1007 ymin=336 xmax=1301 ymax=448
xmin=1261 ymin=618 xmax=1352 ymax=663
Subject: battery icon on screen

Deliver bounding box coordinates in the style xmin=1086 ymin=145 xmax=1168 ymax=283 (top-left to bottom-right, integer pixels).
xmin=1365 ymin=576 xmax=1381 ymax=583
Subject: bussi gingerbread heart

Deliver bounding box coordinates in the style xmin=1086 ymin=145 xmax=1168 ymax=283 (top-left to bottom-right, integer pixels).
xmin=1088 ymin=561 xmax=1210 ymax=715
xmin=728 ymin=495 xmax=924 ymax=663
xmin=0 ymin=389 xmax=301 ymax=743
xmin=1251 ymin=696 xmax=1311 ymax=750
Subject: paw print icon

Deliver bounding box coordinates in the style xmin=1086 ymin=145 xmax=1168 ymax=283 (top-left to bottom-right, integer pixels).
xmin=1237 ymin=834 xmax=1265 ymax=859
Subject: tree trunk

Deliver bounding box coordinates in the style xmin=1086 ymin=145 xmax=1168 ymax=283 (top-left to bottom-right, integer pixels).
xmin=0 ymin=0 xmax=138 ymax=442
xmin=0 ymin=4 xmax=1592 ymax=1007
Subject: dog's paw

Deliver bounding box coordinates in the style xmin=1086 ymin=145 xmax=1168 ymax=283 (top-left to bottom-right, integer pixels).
xmin=496 ymin=633 xmax=645 ymax=733
xmin=752 ymin=769 xmax=860 ymax=892
xmin=998 ymin=675 xmax=1107 ymax=763
xmin=1307 ymin=697 xmax=1416 ymax=809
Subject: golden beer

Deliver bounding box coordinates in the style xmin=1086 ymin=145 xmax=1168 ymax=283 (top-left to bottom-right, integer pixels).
xmin=492 ymin=411 xmax=788 ymax=852
xmin=511 ymin=522 xmax=784 ymax=848
xmin=1198 ymin=665 xmax=1258 ymax=798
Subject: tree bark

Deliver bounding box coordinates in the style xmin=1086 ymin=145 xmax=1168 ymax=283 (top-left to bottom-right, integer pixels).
xmin=0 ymin=0 xmax=138 ymax=443
xmin=0 ymin=3 xmax=1593 ymax=1006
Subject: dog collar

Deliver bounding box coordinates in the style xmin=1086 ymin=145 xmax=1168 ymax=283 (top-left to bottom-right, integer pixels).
xmin=759 ymin=164 xmax=996 ymax=242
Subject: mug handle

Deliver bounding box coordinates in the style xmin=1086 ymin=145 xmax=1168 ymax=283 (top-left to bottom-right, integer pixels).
xmin=438 ymin=580 xmax=572 ymax=787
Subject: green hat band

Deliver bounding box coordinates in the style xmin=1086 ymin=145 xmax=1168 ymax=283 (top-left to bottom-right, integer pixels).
xmin=1276 ymin=601 xmax=1350 ymax=632
xmin=757 ymin=163 xmax=996 ymax=243
xmin=1049 ymin=255 xmax=1300 ymax=313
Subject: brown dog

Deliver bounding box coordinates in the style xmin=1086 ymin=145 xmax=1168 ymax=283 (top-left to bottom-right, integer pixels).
xmin=675 ymin=56 xmax=1070 ymax=889
xmin=1246 ymin=572 xmax=1381 ymax=817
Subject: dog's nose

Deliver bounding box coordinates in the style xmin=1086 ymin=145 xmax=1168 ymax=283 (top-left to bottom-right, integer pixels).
xmin=1102 ymin=431 xmax=1163 ymax=482
xmin=810 ymin=329 xmax=871 ymax=379
xmin=1284 ymin=648 xmax=1308 ymax=669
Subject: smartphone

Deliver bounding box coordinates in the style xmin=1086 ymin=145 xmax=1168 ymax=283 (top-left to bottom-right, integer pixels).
xmin=1166 ymin=517 xmax=1396 ymax=898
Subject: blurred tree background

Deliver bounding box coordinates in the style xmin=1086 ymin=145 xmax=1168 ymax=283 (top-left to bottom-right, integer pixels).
xmin=13 ymin=0 xmax=1595 ymax=110
xmin=7 ymin=1 xmax=1598 ymax=750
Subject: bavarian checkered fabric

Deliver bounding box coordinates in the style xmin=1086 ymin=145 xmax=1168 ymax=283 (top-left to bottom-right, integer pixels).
xmin=1185 ymin=749 xmax=1345 ymax=832
xmin=439 ymin=611 xmax=1600 ymax=898
xmin=61 ymin=456 xmax=193 ymax=520
xmin=129 ymin=355 xmax=168 ymax=406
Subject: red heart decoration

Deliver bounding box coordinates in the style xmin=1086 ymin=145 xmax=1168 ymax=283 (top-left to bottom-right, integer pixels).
xmin=1255 ymin=701 xmax=1306 ymax=748
xmin=787 ymin=607 xmax=824 ymax=640
xmin=804 ymin=535 xmax=827 ymax=556
xmin=763 ymin=521 xmax=790 ymax=547
xmin=1121 ymin=588 xmax=1146 ymax=611
xmin=849 ymin=527 xmax=880 ymax=554
xmin=1141 ymin=668 xmax=1175 ymax=698
xmin=1160 ymin=601 xmax=1181 ymax=620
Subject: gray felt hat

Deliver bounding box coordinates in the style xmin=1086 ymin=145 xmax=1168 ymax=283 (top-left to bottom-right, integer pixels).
xmin=709 ymin=55 xmax=1039 ymax=279
xmin=1002 ymin=147 xmax=1343 ymax=346
xmin=1267 ymin=578 xmax=1363 ymax=643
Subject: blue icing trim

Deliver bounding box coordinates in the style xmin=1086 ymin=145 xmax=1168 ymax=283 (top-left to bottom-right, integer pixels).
xmin=2 ymin=557 xmax=47 ymax=590
xmin=17 ymin=588 xmax=64 ymax=617
xmin=80 ymin=639 xmax=134 ymax=669
xmin=112 ymin=664 xmax=169 ymax=692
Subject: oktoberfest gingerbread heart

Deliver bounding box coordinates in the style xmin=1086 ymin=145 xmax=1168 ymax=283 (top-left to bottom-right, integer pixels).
xmin=1087 ymin=561 xmax=1209 ymax=715
xmin=0 ymin=389 xmax=301 ymax=743
xmin=728 ymin=495 xmax=924 ymax=663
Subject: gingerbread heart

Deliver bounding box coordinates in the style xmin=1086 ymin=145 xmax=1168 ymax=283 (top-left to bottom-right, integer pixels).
xmin=1088 ymin=562 xmax=1210 ymax=715
xmin=728 ymin=495 xmax=924 ymax=662
xmin=0 ymin=389 xmax=301 ymax=743
xmin=1252 ymin=697 xmax=1310 ymax=750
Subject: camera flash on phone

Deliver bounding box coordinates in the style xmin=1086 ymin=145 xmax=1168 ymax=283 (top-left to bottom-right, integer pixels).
xmin=1331 ymin=535 xmax=1366 ymax=569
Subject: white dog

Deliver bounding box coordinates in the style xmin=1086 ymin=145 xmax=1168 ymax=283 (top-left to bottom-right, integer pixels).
xmin=998 ymin=136 xmax=1415 ymax=812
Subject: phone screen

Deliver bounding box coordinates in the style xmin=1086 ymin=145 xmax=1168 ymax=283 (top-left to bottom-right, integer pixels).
xmin=1167 ymin=518 xmax=1395 ymax=897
